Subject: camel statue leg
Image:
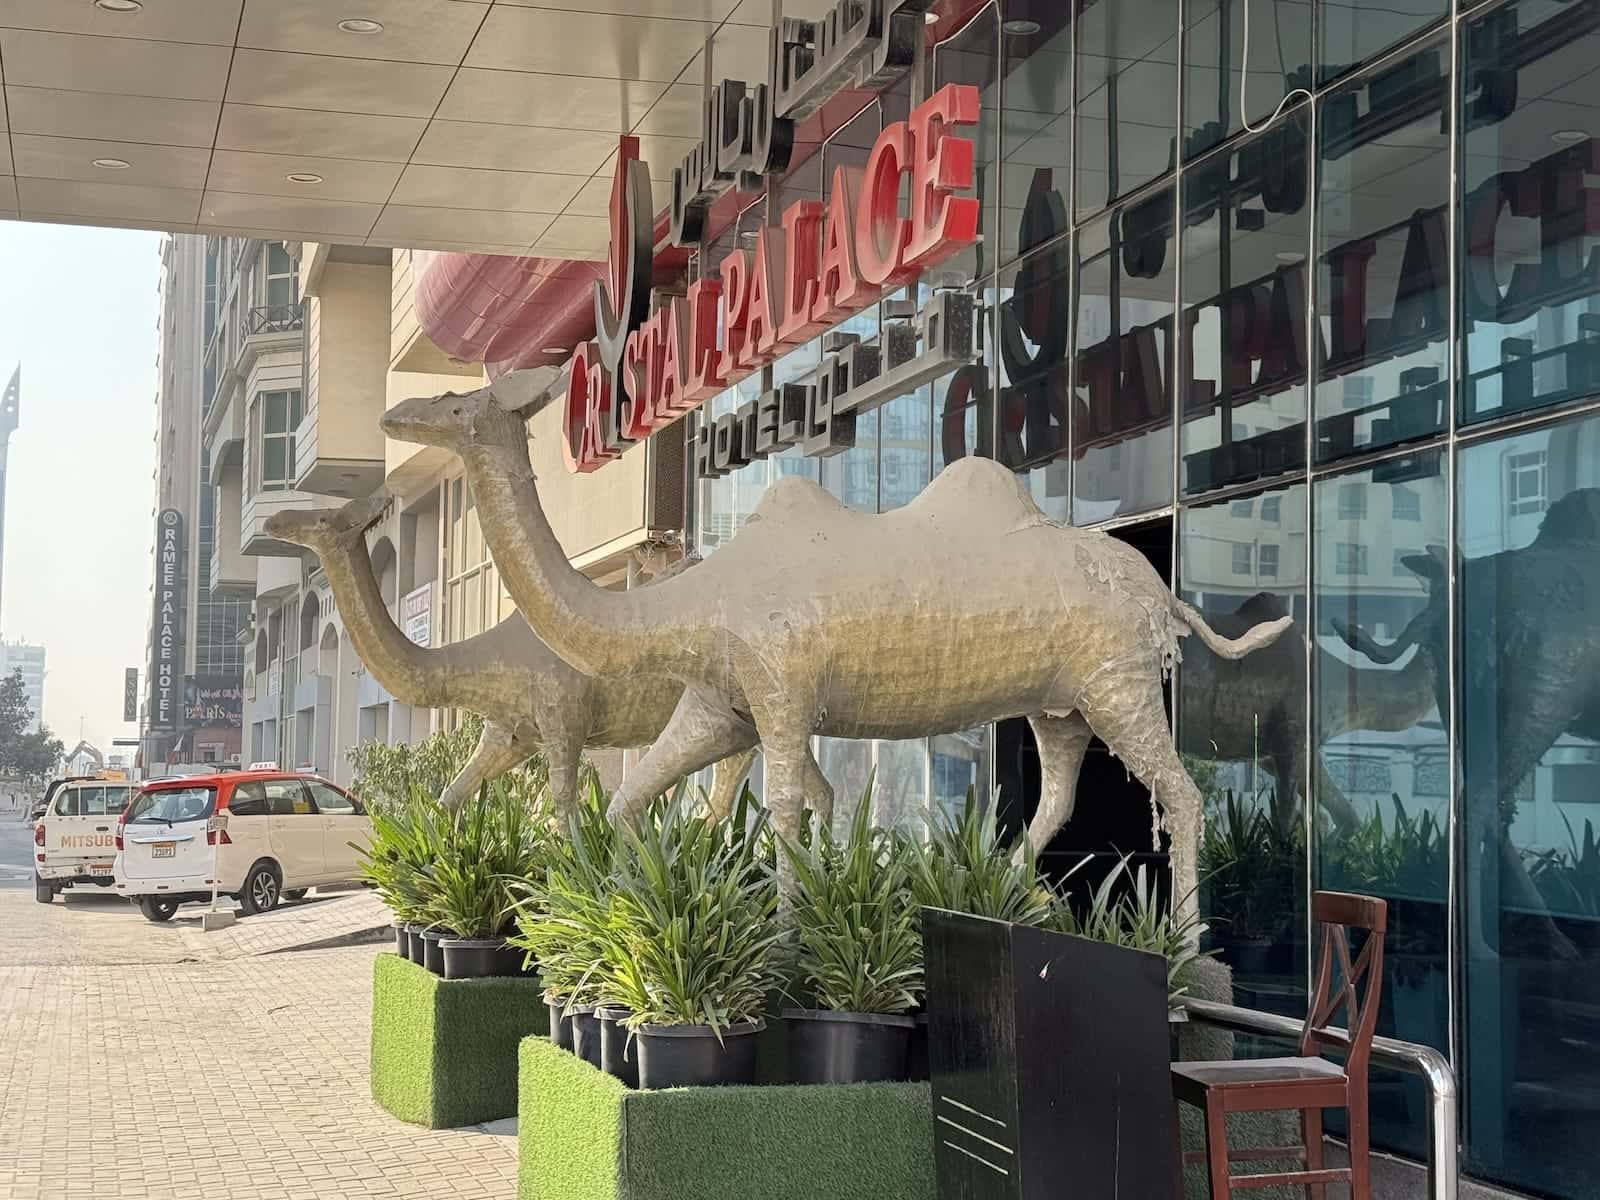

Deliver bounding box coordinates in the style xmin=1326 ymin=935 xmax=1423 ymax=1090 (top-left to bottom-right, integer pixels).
xmin=751 ymin=717 xmax=816 ymax=892
xmin=608 ymin=690 xmax=767 ymax=826
xmin=440 ymin=720 xmax=529 ymax=813
xmin=1311 ymin=752 xmax=1362 ymax=833
xmin=544 ymin=726 xmax=585 ymax=826
xmin=1021 ymin=711 xmax=1095 ymax=860
xmin=802 ymin=751 xmax=835 ymax=829
xmin=705 ymin=747 xmax=759 ymax=821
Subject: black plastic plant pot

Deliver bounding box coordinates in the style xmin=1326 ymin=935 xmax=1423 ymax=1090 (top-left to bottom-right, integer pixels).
xmin=636 ymin=1019 xmax=765 ymax=1089
xmin=391 ymin=921 xmax=408 ymax=956
xmin=420 ymin=929 xmax=447 ymax=976
xmin=439 ymin=937 xmax=504 ymax=980
xmin=547 ymin=999 xmax=575 ymax=1051
xmin=782 ymin=1008 xmax=916 ymax=1085
xmin=404 ymin=925 xmax=426 ymax=966
xmin=493 ymin=941 xmax=535 ymax=978
xmin=905 ymin=1011 xmax=930 ymax=1083
xmin=596 ymin=1005 xmax=638 ymax=1088
xmin=571 ymin=1006 xmax=602 ymax=1067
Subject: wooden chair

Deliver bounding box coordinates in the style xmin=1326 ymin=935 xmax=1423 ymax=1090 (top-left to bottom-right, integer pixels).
xmin=1172 ymin=891 xmax=1388 ymax=1198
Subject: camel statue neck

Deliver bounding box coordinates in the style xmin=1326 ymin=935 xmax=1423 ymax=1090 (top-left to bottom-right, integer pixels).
xmin=460 ymin=438 xmax=655 ymax=678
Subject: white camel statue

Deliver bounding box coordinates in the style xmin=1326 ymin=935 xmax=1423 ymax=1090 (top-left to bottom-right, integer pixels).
xmin=379 ymin=387 xmax=1291 ymax=916
xmin=262 ymin=493 xmax=831 ymax=823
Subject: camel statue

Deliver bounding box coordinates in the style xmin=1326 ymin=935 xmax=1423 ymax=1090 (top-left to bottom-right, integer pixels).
xmin=261 ymin=493 xmax=830 ymax=823
xmin=379 ymin=387 xmax=1292 ymax=916
xmin=1179 ymin=592 xmax=1438 ymax=835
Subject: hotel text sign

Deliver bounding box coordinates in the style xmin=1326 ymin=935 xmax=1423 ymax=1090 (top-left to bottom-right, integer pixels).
xmin=563 ymin=82 xmax=982 ymax=474
xmin=148 ymin=509 xmax=185 ymax=731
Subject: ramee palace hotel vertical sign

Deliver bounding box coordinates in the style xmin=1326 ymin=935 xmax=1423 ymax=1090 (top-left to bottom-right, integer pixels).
xmin=148 ymin=508 xmax=185 ymax=731
xmin=562 ymin=1 xmax=982 ymax=474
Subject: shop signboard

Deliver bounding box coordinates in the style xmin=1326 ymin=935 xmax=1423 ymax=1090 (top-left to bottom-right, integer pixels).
xmin=922 ymin=908 xmax=1175 ymax=1199
xmin=147 ymin=509 xmax=185 ymax=731
xmin=183 ymin=677 xmax=243 ymax=729
xmin=123 ymin=667 xmax=138 ymax=723
xmin=401 ymin=584 xmax=432 ymax=648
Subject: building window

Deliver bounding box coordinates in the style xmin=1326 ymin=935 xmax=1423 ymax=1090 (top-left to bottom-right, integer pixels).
xmin=1230 ymin=499 xmax=1254 ymax=518
xmin=265 ymin=244 xmax=296 ymax=309
xmin=1392 ymin=485 xmax=1421 ymax=521
xmin=254 ymin=390 xmax=302 ymax=493
xmin=1337 ymin=483 xmax=1367 ymax=520
xmin=440 ymin=474 xmax=499 ymax=726
xmin=1506 ymin=450 xmax=1547 ymax=517
xmin=1259 ymin=544 xmax=1279 ymax=578
xmin=1335 ymin=542 xmax=1368 ymax=575
xmin=1231 ymin=541 xmax=1253 ymax=575
xmin=1260 ymin=496 xmax=1281 ymax=523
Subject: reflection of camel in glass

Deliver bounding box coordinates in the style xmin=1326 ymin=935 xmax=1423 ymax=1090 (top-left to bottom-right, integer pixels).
xmin=380 ymin=387 xmax=1291 ymax=916
xmin=1180 ymin=593 xmax=1438 ymax=835
xmin=262 ymin=495 xmax=825 ymax=822
xmin=1333 ymin=489 xmax=1600 ymax=956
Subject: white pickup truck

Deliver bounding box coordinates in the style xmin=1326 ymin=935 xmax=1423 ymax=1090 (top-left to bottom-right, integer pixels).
xmin=35 ymin=779 xmax=137 ymax=902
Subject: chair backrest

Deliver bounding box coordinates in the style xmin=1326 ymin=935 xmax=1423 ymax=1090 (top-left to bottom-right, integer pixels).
xmin=1299 ymin=891 xmax=1387 ymax=1079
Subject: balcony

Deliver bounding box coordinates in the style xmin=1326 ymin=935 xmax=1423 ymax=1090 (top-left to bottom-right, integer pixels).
xmin=246 ymin=304 xmax=303 ymax=336
xmin=242 ymin=487 xmax=340 ymax=558
xmin=210 ymin=461 xmax=253 ymax=597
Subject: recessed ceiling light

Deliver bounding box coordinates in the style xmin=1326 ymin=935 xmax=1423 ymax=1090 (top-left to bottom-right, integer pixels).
xmin=1552 ymin=129 xmax=1588 ymax=143
xmin=286 ymin=172 xmax=324 ymax=184
xmin=1002 ymin=19 xmax=1041 ymax=35
xmin=924 ymin=10 xmax=939 ymax=23
xmin=337 ymin=17 xmax=384 ymax=34
xmin=94 ymin=0 xmax=143 ymax=12
xmin=92 ymin=157 xmax=131 ymax=170
xmin=542 ymin=346 xmax=568 ymax=354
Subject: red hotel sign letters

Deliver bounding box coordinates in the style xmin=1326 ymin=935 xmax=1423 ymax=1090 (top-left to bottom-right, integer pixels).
xmin=562 ymin=83 xmax=982 ymax=473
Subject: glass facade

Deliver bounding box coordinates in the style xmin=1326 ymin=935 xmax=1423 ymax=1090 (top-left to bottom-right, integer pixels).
xmin=685 ymin=3 xmax=1600 ymax=1193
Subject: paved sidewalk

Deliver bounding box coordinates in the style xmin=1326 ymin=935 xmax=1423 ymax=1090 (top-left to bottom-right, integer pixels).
xmin=0 ymin=892 xmax=518 ymax=1199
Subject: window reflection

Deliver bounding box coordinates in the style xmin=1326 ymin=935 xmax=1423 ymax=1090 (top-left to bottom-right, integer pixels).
xmin=1181 ymin=115 xmax=1312 ymax=495
xmin=933 ymin=3 xmax=1000 ymax=284
xmin=1320 ymin=0 xmax=1447 ymax=86
xmin=874 ymin=738 xmax=929 ymax=833
xmin=998 ymin=235 xmax=1072 ymax=519
xmin=998 ymin=1 xmax=1073 ymax=261
xmin=1183 ymin=0 xmax=1312 ymax=161
xmin=1313 ymin=40 xmax=1450 ymax=463
xmin=1076 ymin=0 xmax=1181 ymax=218
xmin=1456 ymin=413 xmax=1600 ymax=1197
xmin=932 ymin=728 xmax=991 ymax=825
xmin=1179 ymin=484 xmax=1308 ymax=1015
xmin=1074 ymin=193 xmax=1177 ymax=522
xmin=1314 ymin=452 xmax=1449 ymax=1159
xmin=1460 ymin=0 xmax=1600 ymax=425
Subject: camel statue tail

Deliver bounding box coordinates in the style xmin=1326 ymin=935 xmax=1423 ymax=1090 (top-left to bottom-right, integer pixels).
xmin=1174 ymin=601 xmax=1294 ymax=660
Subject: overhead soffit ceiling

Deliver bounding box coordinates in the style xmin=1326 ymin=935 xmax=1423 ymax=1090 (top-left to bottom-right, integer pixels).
xmin=0 ymin=0 xmax=840 ymax=257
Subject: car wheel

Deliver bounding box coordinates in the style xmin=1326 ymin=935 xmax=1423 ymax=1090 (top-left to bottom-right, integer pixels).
xmin=238 ymin=863 xmax=281 ymax=915
xmin=138 ymin=897 xmax=178 ymax=923
xmin=34 ymin=875 xmax=53 ymax=904
xmin=283 ymin=889 xmax=308 ymax=902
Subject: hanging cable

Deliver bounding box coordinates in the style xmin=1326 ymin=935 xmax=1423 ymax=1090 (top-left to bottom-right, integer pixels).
xmin=1239 ymin=0 xmax=1312 ymax=134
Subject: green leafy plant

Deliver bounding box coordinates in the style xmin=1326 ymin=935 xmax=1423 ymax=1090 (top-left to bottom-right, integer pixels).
xmin=1527 ymin=814 xmax=1600 ymax=918
xmin=1049 ymin=854 xmax=1211 ymax=1005
xmin=781 ymin=786 xmax=923 ymax=1015
xmin=419 ymin=779 xmax=547 ymax=939
xmin=357 ymin=782 xmax=447 ymax=924
xmin=349 ymin=717 xmax=486 ymax=809
xmin=1198 ymin=790 xmax=1300 ymax=942
xmin=905 ymin=789 xmax=1053 ymax=927
xmin=1321 ymin=794 xmax=1447 ymax=901
xmin=604 ymin=788 xmax=788 ymax=1031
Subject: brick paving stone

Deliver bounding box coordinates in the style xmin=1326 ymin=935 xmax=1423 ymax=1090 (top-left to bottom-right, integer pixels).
xmin=0 ymin=890 xmax=517 ymax=1200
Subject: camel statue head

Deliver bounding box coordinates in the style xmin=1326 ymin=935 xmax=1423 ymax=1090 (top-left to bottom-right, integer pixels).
xmin=264 ymin=489 xmax=393 ymax=552
xmin=380 ymin=385 xmax=526 ymax=452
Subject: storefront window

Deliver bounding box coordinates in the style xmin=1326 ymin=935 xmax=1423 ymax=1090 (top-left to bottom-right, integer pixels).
xmin=932 ymin=728 xmax=991 ymax=824
xmin=1319 ymin=0 xmax=1447 ymax=86
xmin=933 ymin=3 xmax=999 ymax=284
xmin=997 ymin=1 xmax=1072 ymax=261
xmin=1460 ymin=0 xmax=1600 ymax=425
xmin=1183 ymin=0 xmax=1312 ymax=162
xmin=1076 ymin=0 xmax=1181 ymax=219
xmin=1458 ymin=411 xmax=1600 ymax=1198
xmin=874 ymin=738 xmax=929 ymax=833
xmin=1313 ymin=39 xmax=1450 ymax=464
xmin=1073 ymin=192 xmax=1176 ymax=522
xmin=1179 ymin=483 xmax=1308 ymax=1017
xmin=998 ymin=236 xmax=1071 ymax=519
xmin=1314 ymin=451 xmax=1449 ymax=1159
xmin=1180 ymin=116 xmax=1312 ymax=495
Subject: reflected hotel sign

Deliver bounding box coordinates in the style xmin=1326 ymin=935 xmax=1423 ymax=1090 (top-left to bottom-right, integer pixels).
xmin=561 ymin=0 xmax=979 ymax=474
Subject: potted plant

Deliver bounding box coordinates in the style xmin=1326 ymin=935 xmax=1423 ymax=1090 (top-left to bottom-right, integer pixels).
xmin=356 ymin=784 xmax=442 ymax=965
xmin=1197 ymin=790 xmax=1299 ymax=975
xmin=780 ymin=797 xmax=922 ymax=1083
xmin=605 ymin=791 xmax=788 ymax=1089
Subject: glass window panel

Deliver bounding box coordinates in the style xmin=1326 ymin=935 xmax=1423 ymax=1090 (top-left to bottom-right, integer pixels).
xmin=873 ymin=739 xmax=929 ymax=834
xmin=931 ymin=727 xmax=991 ymax=825
xmin=998 ymin=241 xmax=1073 ymax=520
xmin=464 ymin=572 xmax=482 ymax=641
xmin=1313 ymin=40 xmax=1450 ymax=463
xmin=1314 ymin=451 xmax=1448 ymax=1159
xmin=933 ymin=274 xmax=997 ymax=476
xmin=1076 ymin=0 xmax=1180 ymax=219
xmin=1181 ymin=116 xmax=1312 ymax=495
xmin=879 ymin=387 xmax=931 ymax=512
xmin=1178 ymin=482 xmax=1308 ymax=1016
xmin=264 ymin=390 xmax=286 ymax=433
xmin=261 ymin=438 xmax=286 ymax=486
xmin=1319 ymin=0 xmax=1446 ymax=86
xmin=818 ymin=307 xmax=880 ymax=512
xmin=1458 ymin=412 xmax=1600 ymax=1197
xmin=1183 ymin=0 xmax=1313 ymax=162
xmin=818 ymin=737 xmax=875 ymax=837
xmin=1460 ymin=0 xmax=1600 ymax=425
xmin=998 ymin=2 xmax=1072 ymax=262
xmin=1073 ymin=194 xmax=1177 ymax=522
xmin=932 ymin=4 xmax=1000 ymax=283
xmin=268 ymin=276 xmax=295 ymax=308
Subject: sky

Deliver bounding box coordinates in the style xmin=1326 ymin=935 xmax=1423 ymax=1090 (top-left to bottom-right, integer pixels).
xmin=0 ymin=221 xmax=160 ymax=755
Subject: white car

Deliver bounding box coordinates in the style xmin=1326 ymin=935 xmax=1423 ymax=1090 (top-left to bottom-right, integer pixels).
xmin=114 ymin=770 xmax=371 ymax=923
xmin=34 ymin=779 xmax=137 ymax=902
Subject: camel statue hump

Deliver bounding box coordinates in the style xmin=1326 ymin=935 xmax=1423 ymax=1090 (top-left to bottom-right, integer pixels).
xmin=904 ymin=456 xmax=1050 ymax=530
xmin=745 ymin=474 xmax=852 ymax=526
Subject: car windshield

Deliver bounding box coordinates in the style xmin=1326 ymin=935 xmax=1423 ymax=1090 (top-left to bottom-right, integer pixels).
xmin=126 ymin=787 xmax=215 ymax=825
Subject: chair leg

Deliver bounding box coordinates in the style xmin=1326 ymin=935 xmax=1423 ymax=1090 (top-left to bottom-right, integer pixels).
xmin=1347 ymin=1098 xmax=1372 ymax=1200
xmin=1203 ymin=1096 xmax=1231 ymax=1198
xmin=1301 ymin=1107 xmax=1325 ymax=1200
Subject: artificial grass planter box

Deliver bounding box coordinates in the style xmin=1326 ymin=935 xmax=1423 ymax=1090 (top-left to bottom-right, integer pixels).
xmin=370 ymin=952 xmax=547 ymax=1129
xmin=518 ymin=1035 xmax=934 ymax=1200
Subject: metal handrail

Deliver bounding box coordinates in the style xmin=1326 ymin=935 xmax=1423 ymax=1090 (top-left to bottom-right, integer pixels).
xmin=1180 ymin=996 xmax=1458 ymax=1200
xmin=245 ymin=303 xmax=303 ymax=335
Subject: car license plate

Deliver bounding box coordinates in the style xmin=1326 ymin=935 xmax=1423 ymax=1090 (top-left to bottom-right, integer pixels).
xmin=152 ymin=843 xmax=175 ymax=859
xmin=90 ymin=863 xmax=113 ymax=875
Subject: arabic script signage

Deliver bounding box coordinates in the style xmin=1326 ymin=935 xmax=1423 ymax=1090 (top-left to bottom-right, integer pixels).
xmin=401 ymin=584 xmax=432 ymax=648
xmin=183 ymin=676 xmax=243 ymax=729
xmin=563 ymin=81 xmax=982 ymax=474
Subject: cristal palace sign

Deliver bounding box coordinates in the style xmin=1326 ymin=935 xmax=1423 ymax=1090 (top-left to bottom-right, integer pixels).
xmin=561 ymin=2 xmax=981 ymax=473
